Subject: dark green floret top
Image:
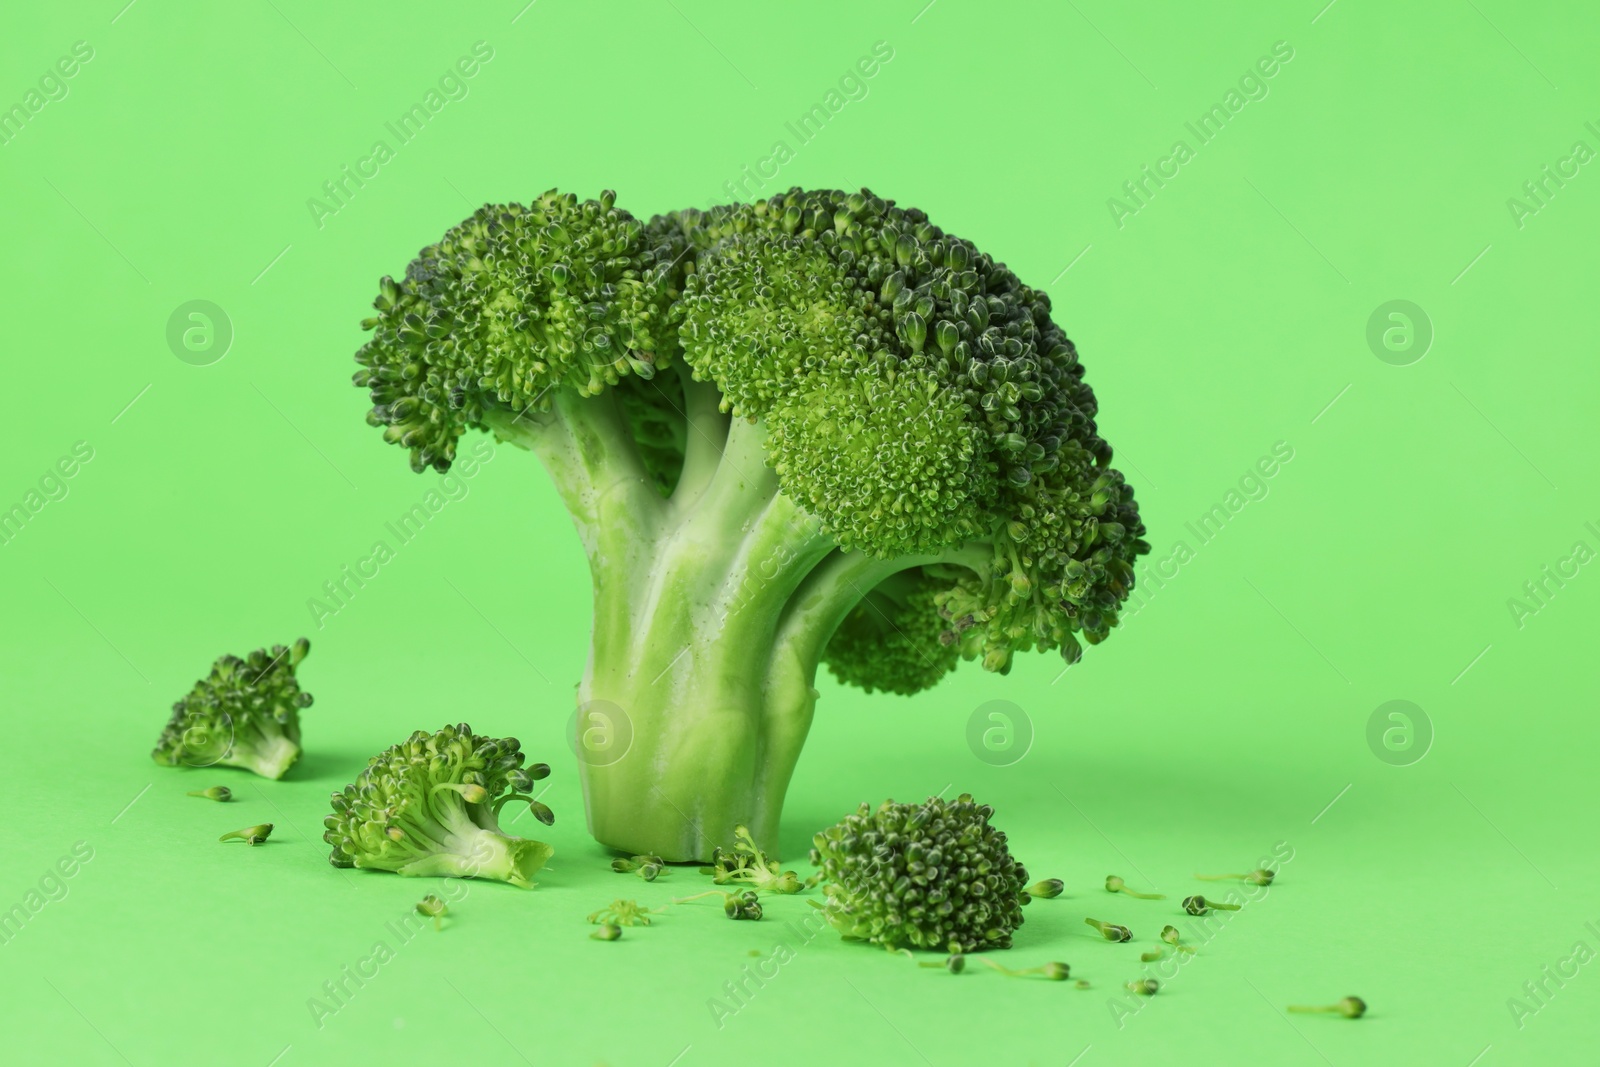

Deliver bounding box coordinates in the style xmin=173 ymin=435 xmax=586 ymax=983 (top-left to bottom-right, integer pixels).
xmin=810 ymin=793 xmax=1031 ymax=952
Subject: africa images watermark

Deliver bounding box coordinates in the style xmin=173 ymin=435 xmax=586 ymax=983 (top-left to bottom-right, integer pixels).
xmin=1108 ymin=40 xmax=1296 ymax=229
xmin=306 ymin=41 xmax=496 ymax=229
xmin=0 ymin=40 xmax=95 ymax=147
xmin=1505 ymin=518 xmax=1600 ymax=630
xmin=305 ymin=438 xmax=497 ymax=628
xmin=306 ymin=875 xmax=475 ymax=1029
xmin=1 ymin=440 xmax=96 ymax=548
xmin=1506 ymin=918 xmax=1600 ymax=1030
xmin=0 ymin=841 xmax=95 ymax=947
xmin=714 ymin=40 xmax=895 ymax=204
xmin=1121 ymin=440 xmax=1295 ymax=624
xmin=1505 ymin=122 xmax=1600 ymax=230
xmin=706 ymin=906 xmax=833 ymax=1028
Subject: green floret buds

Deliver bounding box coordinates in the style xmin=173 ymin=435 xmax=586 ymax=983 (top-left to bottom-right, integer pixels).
xmin=811 ymin=793 xmax=1031 ymax=952
xmin=322 ymin=723 xmax=554 ymax=888
xmin=356 ymin=190 xmax=677 ymax=474
xmin=153 ymin=638 xmax=312 ymax=779
xmin=187 ymin=786 xmax=232 ymax=802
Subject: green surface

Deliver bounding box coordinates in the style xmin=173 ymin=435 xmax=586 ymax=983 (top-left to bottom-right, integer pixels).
xmin=2 ymin=2 xmax=1596 ymax=1064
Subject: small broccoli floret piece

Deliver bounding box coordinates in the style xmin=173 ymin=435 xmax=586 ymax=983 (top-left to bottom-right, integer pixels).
xmin=699 ymin=826 xmax=803 ymax=893
xmin=588 ymin=899 xmax=663 ymax=927
xmin=187 ymin=786 xmax=232 ymax=802
xmin=153 ymin=638 xmax=313 ymax=779
xmin=810 ymin=793 xmax=1031 ymax=952
xmin=323 ymin=723 xmax=554 ymax=887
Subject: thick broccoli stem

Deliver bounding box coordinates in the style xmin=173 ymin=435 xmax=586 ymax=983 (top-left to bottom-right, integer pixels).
xmin=225 ymin=719 xmax=300 ymax=780
xmin=487 ymin=389 xmax=985 ymax=861
xmin=390 ymin=793 xmax=552 ymax=887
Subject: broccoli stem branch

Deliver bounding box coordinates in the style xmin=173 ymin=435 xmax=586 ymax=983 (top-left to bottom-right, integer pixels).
xmin=497 ymin=383 xmax=994 ymax=861
xmin=668 ymin=363 xmax=730 ymax=513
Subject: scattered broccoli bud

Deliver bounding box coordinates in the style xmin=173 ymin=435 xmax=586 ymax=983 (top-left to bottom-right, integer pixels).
xmin=916 ymin=954 xmax=966 ymax=974
xmin=1085 ymin=918 xmax=1132 ymax=942
xmin=1182 ymin=895 xmax=1240 ymax=916
xmin=590 ymin=923 xmax=622 ymax=941
xmin=1075 ymin=979 xmax=1091 ymax=990
xmin=613 ymin=854 xmax=667 ymax=881
xmin=416 ymin=894 xmax=448 ymax=931
xmin=322 ymin=723 xmax=555 ymax=887
xmin=1160 ymin=925 xmax=1195 ymax=954
xmin=1028 ymin=879 xmax=1065 ymax=899
xmin=673 ymin=889 xmax=762 ymax=920
xmin=153 ymin=639 xmax=312 ymax=779
xmin=186 ymin=786 xmax=232 ymax=802
xmin=982 ymin=958 xmax=1072 ymax=981
xmin=1196 ymin=869 xmax=1275 ymax=886
xmin=220 ymin=823 xmax=273 ymax=845
xmin=1106 ymin=875 xmax=1164 ymax=899
xmin=1126 ymin=978 xmax=1160 ymax=996
xmin=588 ymin=899 xmax=664 ymax=927
xmin=811 ymin=794 xmax=1032 ymax=952
xmin=1289 ymin=997 xmax=1366 ymax=1019
xmin=700 ymin=826 xmax=802 ymax=894
xmin=1140 ymin=950 xmax=1163 ymax=962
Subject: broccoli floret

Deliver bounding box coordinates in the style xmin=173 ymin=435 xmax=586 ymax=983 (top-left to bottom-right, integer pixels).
xmin=352 ymin=188 xmax=1148 ymax=860
xmin=809 ymin=793 xmax=1031 ymax=952
xmin=153 ymin=638 xmax=312 ymax=779
xmin=323 ymin=723 xmax=554 ymax=887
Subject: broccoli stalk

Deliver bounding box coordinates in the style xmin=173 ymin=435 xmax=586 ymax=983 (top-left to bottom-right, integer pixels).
xmin=353 ymin=189 xmax=1148 ymax=860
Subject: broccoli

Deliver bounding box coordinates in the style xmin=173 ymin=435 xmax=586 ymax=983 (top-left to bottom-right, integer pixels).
xmin=809 ymin=793 xmax=1031 ymax=952
xmin=153 ymin=638 xmax=313 ymax=779
xmin=323 ymin=723 xmax=554 ymax=887
xmin=352 ymin=187 xmax=1148 ymax=860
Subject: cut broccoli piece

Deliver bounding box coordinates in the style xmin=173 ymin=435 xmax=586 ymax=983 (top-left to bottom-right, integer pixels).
xmin=323 ymin=723 xmax=554 ymax=887
xmin=810 ymin=793 xmax=1031 ymax=952
xmin=153 ymin=638 xmax=312 ymax=779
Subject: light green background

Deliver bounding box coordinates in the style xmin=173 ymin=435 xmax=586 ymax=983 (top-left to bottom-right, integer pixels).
xmin=2 ymin=2 xmax=1596 ymax=1064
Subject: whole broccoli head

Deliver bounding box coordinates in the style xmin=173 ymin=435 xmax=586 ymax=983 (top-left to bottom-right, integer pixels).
xmin=810 ymin=793 xmax=1031 ymax=952
xmin=153 ymin=638 xmax=312 ymax=779
xmin=351 ymin=188 xmax=1147 ymax=860
xmin=323 ymin=723 xmax=554 ymax=888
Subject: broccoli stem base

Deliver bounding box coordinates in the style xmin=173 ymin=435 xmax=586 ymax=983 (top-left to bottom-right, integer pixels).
xmin=225 ymin=730 xmax=300 ymax=780
xmin=578 ymin=654 xmax=819 ymax=863
xmin=387 ymin=828 xmax=553 ymax=888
